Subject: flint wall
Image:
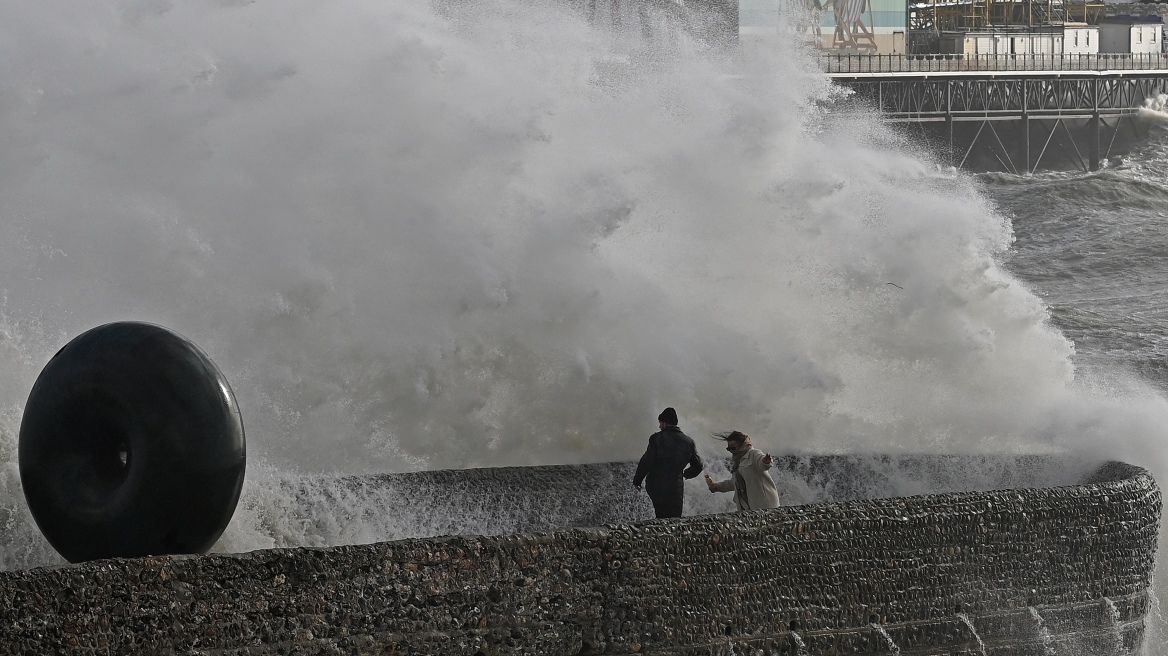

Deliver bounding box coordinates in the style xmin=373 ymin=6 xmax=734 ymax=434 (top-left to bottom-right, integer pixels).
xmin=0 ymin=458 xmax=1159 ymax=655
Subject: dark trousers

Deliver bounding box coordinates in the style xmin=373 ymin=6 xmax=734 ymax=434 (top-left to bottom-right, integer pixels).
xmin=648 ymin=490 xmax=683 ymax=518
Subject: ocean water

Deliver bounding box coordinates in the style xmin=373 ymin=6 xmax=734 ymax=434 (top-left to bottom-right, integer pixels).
xmin=991 ymin=139 xmax=1168 ymax=394
xmin=0 ymin=0 xmax=1167 ymax=651
xmin=985 ymin=135 xmax=1168 ymax=654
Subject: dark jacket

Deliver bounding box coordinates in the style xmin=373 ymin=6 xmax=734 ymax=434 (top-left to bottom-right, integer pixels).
xmin=633 ymin=426 xmax=704 ymax=509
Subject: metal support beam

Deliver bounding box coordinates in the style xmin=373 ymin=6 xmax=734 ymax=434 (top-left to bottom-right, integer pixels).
xmin=1022 ymin=79 xmax=1030 ymax=174
xmin=1088 ymin=115 xmax=1100 ymax=170
xmin=1089 ymin=79 xmax=1100 ymax=170
xmin=946 ymin=81 xmax=954 ymax=166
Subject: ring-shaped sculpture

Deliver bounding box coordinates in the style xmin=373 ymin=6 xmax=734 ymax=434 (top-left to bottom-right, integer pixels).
xmin=19 ymin=322 xmax=246 ymax=563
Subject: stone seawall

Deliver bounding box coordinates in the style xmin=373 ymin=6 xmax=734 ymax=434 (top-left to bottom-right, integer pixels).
xmin=0 ymin=457 xmax=1159 ymax=655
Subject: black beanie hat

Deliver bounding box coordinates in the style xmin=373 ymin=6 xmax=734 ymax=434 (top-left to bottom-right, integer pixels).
xmin=658 ymin=407 xmax=678 ymax=425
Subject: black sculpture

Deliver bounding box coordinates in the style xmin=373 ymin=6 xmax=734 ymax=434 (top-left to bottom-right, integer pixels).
xmin=18 ymin=322 xmax=246 ymax=563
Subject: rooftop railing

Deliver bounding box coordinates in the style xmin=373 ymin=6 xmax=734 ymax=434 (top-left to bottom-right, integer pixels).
xmin=822 ymin=52 xmax=1168 ymax=74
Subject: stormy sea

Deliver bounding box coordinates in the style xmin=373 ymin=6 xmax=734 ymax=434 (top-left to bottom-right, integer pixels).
xmin=1 ymin=0 xmax=1168 ymax=653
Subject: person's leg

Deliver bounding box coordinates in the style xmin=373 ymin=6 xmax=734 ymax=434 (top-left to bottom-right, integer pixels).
xmin=651 ymin=494 xmax=683 ymax=519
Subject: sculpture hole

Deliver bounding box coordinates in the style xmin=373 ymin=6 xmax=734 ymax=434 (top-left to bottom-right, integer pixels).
xmin=58 ymin=392 xmax=137 ymax=507
xmin=90 ymin=424 xmax=131 ymax=489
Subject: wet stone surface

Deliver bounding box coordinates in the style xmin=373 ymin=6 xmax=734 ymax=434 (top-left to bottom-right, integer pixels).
xmin=0 ymin=458 xmax=1158 ymax=655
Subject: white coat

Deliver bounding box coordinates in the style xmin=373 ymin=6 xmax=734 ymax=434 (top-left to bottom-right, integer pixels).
xmin=712 ymin=446 xmax=780 ymax=511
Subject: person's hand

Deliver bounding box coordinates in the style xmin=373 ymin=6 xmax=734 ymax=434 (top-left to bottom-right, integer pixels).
xmin=634 ymin=483 xmax=641 ymax=491
xmin=763 ymin=453 xmax=773 ymax=465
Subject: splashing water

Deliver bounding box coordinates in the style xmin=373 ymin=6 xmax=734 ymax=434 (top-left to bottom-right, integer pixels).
xmin=1138 ymin=94 xmax=1168 ymax=125
xmin=871 ymin=623 xmax=900 ymax=654
xmin=1028 ymin=606 xmax=1056 ymax=656
xmin=790 ymin=630 xmax=807 ymax=653
xmin=1105 ymin=597 xmax=1125 ymax=655
xmin=957 ymin=613 xmax=987 ymax=656
xmin=0 ymin=4 xmax=1166 ymax=634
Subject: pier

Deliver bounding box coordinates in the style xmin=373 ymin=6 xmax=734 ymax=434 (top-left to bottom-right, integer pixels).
xmin=569 ymin=0 xmax=1168 ymax=172
xmin=825 ymin=53 xmax=1168 ymax=172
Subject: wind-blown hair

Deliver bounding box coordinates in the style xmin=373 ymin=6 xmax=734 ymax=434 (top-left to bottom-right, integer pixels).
xmin=712 ymin=431 xmax=748 ymax=443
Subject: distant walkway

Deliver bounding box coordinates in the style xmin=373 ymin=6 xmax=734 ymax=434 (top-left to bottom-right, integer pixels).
xmin=822 ymin=52 xmax=1168 ymax=76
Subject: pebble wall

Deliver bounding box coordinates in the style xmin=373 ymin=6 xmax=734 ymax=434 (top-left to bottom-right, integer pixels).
xmin=0 ymin=458 xmax=1159 ymax=655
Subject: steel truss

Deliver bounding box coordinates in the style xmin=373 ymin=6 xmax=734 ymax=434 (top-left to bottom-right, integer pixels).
xmin=834 ymin=73 xmax=1168 ymax=172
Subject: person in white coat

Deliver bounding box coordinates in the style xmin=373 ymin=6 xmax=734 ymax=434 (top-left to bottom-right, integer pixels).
xmin=705 ymin=431 xmax=780 ymax=511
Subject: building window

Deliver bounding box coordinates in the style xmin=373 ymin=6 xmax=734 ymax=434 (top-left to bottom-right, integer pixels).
xmin=1073 ymin=32 xmax=1078 ymax=46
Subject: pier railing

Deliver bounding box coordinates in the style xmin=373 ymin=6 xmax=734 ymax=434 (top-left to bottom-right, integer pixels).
xmin=822 ymin=52 xmax=1168 ymax=74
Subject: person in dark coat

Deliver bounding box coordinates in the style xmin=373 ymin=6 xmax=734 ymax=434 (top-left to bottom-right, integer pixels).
xmin=632 ymin=407 xmax=704 ymax=518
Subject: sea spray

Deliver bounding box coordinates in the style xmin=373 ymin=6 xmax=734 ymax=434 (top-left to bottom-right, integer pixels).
xmin=1028 ymin=606 xmax=1055 ymax=656
xmin=0 ymin=7 xmax=1164 ymax=636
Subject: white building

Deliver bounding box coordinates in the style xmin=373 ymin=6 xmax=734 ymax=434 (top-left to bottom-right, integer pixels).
xmin=1098 ymin=17 xmax=1163 ymax=54
xmin=938 ymin=28 xmax=1091 ymax=55
xmin=1064 ymin=23 xmax=1100 ymax=55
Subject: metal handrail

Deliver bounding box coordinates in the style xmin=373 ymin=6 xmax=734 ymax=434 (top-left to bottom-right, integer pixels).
xmin=821 ymin=52 xmax=1168 ymax=74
